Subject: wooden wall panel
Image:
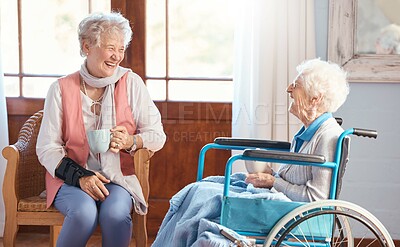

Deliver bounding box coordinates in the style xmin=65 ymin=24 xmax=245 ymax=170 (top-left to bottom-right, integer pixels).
xmin=150 ymin=119 xmax=231 ymax=199
xmin=6 ymin=98 xmax=44 ymax=144
xmin=146 ymin=119 xmax=231 ymax=236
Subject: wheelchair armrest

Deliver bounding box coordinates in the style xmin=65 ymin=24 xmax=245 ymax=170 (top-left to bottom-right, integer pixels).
xmin=243 ymin=149 xmax=326 ymax=164
xmin=214 ymin=137 xmax=291 ymax=150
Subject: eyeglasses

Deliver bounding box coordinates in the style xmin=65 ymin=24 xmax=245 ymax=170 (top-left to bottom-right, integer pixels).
xmin=290 ymin=76 xmax=304 ymax=89
xmin=290 ymin=81 xmax=301 ymax=89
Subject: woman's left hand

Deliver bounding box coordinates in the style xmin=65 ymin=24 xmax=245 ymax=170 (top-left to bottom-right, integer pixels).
xmin=245 ymin=172 xmax=275 ymax=189
xmin=110 ymin=126 xmax=132 ymax=153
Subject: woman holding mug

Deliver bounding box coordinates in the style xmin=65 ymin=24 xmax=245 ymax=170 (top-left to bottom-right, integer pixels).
xmin=36 ymin=12 xmax=166 ymax=247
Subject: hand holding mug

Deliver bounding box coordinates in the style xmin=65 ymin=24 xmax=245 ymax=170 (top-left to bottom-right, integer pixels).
xmin=110 ymin=126 xmax=132 ymax=153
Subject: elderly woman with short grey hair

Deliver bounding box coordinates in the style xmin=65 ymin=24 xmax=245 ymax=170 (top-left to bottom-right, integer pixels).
xmin=246 ymin=58 xmax=349 ymax=202
xmin=36 ymin=12 xmax=166 ymax=247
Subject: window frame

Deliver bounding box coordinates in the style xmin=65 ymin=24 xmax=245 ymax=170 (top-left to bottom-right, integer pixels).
xmin=2 ymin=0 xmax=109 ymax=98
xmin=4 ymin=0 xmax=233 ymax=103
xmin=113 ymin=0 xmax=234 ymax=102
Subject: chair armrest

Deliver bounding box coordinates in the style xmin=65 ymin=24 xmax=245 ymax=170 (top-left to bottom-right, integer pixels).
xmin=243 ymin=149 xmax=326 ymax=164
xmin=214 ymin=137 xmax=291 ymax=150
xmin=132 ymin=149 xmax=153 ymax=247
xmin=133 ymin=149 xmax=153 ymax=201
xmin=2 ymin=145 xmax=19 ymax=210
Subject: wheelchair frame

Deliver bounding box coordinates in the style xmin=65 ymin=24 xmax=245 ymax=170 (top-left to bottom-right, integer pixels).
xmin=196 ymin=127 xmax=395 ymax=247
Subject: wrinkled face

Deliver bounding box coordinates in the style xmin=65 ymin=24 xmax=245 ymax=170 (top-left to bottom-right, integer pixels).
xmin=84 ymin=33 xmax=125 ymax=78
xmin=286 ymin=73 xmax=309 ymax=120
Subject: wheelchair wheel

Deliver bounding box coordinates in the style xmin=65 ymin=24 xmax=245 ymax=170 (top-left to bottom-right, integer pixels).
xmin=263 ymin=200 xmax=394 ymax=247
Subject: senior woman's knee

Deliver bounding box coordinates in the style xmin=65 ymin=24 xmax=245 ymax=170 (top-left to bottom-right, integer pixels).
xmin=99 ymin=201 xmax=132 ymax=226
xmin=66 ymin=202 xmax=98 ymax=226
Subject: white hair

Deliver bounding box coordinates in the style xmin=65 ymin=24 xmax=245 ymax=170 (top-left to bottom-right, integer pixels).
xmin=78 ymin=12 xmax=133 ymax=57
xmin=296 ymin=58 xmax=349 ymax=113
xmin=376 ymin=24 xmax=400 ymax=55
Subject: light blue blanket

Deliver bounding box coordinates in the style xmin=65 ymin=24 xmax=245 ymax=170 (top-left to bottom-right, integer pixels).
xmin=151 ymin=173 xmax=290 ymax=247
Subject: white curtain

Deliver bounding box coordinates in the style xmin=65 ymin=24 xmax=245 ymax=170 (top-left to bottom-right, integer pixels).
xmin=232 ymin=0 xmax=316 ymax=172
xmin=0 ymin=36 xmax=9 ymax=236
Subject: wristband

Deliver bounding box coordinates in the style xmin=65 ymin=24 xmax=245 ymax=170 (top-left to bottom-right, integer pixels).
xmin=55 ymin=157 xmax=95 ymax=187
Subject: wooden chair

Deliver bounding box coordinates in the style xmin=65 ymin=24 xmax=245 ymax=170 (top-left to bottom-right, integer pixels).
xmin=2 ymin=110 xmax=152 ymax=247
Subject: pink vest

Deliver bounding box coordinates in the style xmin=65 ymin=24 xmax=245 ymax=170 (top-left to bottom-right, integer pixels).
xmin=45 ymin=71 xmax=136 ymax=207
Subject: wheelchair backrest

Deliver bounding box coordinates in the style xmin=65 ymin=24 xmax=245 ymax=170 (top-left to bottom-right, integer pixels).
xmin=335 ymin=136 xmax=350 ymax=199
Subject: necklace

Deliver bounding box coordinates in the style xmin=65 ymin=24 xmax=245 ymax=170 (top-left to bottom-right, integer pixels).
xmin=82 ymin=80 xmax=104 ymax=104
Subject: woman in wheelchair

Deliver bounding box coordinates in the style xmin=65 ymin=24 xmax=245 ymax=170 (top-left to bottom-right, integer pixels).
xmin=245 ymin=58 xmax=349 ymax=202
xmin=152 ymin=58 xmax=350 ymax=246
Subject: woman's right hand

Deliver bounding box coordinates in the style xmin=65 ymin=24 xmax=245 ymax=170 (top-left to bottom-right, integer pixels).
xmin=79 ymin=172 xmax=111 ymax=201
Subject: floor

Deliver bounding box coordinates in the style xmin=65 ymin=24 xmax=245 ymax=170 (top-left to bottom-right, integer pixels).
xmin=0 ymin=231 xmax=154 ymax=247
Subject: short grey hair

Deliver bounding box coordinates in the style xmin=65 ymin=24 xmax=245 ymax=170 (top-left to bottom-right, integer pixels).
xmin=376 ymin=24 xmax=400 ymax=54
xmin=78 ymin=12 xmax=133 ymax=57
xmin=296 ymin=58 xmax=349 ymax=113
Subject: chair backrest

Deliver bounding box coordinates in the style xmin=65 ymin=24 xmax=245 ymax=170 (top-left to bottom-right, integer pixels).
xmin=14 ymin=110 xmax=46 ymax=200
xmin=334 ymin=136 xmax=350 ymax=199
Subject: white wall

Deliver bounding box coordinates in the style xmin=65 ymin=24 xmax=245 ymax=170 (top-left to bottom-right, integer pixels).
xmin=315 ymin=0 xmax=400 ymax=239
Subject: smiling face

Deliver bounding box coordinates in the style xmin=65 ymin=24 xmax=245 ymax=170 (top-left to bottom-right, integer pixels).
xmin=83 ymin=33 xmax=125 ymax=78
xmin=287 ymin=73 xmax=317 ymax=126
xmin=287 ymin=72 xmax=325 ymax=126
xmin=287 ymin=74 xmax=306 ymax=118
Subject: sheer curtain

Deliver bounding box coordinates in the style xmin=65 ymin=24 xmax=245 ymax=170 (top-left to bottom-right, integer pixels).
xmin=0 ymin=42 xmax=8 ymax=237
xmin=232 ymin=0 xmax=316 ymax=172
xmin=0 ymin=40 xmax=9 ymax=236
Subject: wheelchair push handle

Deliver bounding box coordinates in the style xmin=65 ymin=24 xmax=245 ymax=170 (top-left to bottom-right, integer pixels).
xmin=353 ymin=128 xmax=378 ymax=139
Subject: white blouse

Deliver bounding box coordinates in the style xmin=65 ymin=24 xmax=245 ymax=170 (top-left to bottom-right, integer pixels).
xmin=36 ymin=72 xmax=166 ymax=177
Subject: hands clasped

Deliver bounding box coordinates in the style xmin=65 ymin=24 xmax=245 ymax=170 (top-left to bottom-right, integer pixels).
xmin=109 ymin=126 xmax=132 ymax=153
xmin=245 ymin=172 xmax=275 ymax=189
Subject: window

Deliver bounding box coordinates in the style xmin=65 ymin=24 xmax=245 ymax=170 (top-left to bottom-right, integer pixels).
xmin=145 ymin=0 xmax=235 ymax=102
xmin=0 ymin=0 xmax=110 ymax=98
xmin=1 ymin=0 xmax=235 ymax=102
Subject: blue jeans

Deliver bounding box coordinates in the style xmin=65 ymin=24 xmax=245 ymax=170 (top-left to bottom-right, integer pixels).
xmin=54 ymin=183 xmax=133 ymax=247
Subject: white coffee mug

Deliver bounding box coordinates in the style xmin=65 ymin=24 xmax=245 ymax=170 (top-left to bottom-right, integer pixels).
xmin=87 ymin=129 xmax=111 ymax=154
xmin=245 ymin=160 xmax=272 ymax=174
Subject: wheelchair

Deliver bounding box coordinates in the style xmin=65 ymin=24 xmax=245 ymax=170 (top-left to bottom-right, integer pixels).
xmin=196 ymin=121 xmax=395 ymax=247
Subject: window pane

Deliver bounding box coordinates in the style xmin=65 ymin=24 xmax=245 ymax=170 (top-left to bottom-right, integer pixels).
xmin=146 ymin=79 xmax=166 ymax=101
xmin=21 ymin=0 xmax=89 ymax=75
xmin=23 ymin=77 xmax=57 ymax=98
xmin=1 ymin=0 xmax=19 ymax=73
xmin=169 ymin=80 xmax=232 ymax=102
xmin=3 ymin=77 xmax=19 ymax=97
xmin=90 ymin=0 xmax=110 ymax=12
xmin=146 ymin=0 xmax=166 ymax=77
xmin=168 ymin=0 xmax=235 ymax=78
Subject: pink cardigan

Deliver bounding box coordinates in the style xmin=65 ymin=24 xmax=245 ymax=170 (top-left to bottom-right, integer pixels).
xmin=45 ymin=71 xmax=136 ymax=207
